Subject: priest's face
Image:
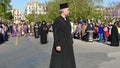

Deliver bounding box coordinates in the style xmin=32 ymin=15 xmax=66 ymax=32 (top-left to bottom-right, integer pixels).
xmin=62 ymin=8 xmax=70 ymax=17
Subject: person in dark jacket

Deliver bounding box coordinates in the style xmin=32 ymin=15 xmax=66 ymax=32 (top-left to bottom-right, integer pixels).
xmin=49 ymin=3 xmax=76 ymax=68
xmin=0 ymin=22 xmax=3 ymax=44
xmin=34 ymin=22 xmax=40 ymax=38
xmin=40 ymin=21 xmax=48 ymax=44
xmin=110 ymin=21 xmax=119 ymax=46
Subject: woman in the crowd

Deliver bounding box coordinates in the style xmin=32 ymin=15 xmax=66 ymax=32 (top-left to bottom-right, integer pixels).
xmin=81 ymin=22 xmax=87 ymax=41
xmin=30 ymin=22 xmax=34 ymax=36
xmin=2 ymin=23 xmax=8 ymax=41
xmin=17 ymin=23 xmax=22 ymax=37
xmin=12 ymin=23 xmax=17 ymax=37
xmin=73 ymin=21 xmax=78 ymax=38
xmin=73 ymin=21 xmax=81 ymax=39
xmin=103 ymin=23 xmax=109 ymax=42
xmin=110 ymin=21 xmax=119 ymax=46
xmin=27 ymin=23 xmax=31 ymax=35
xmin=75 ymin=21 xmax=81 ymax=39
xmin=40 ymin=21 xmax=49 ymax=44
xmin=23 ymin=23 xmax=28 ymax=36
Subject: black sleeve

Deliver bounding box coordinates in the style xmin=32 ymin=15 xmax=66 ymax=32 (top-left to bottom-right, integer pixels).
xmin=53 ymin=19 xmax=61 ymax=47
xmin=39 ymin=25 xmax=42 ymax=35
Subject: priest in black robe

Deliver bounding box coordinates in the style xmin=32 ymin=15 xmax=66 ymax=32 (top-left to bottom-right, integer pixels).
xmin=0 ymin=22 xmax=3 ymax=44
xmin=34 ymin=22 xmax=40 ymax=38
xmin=49 ymin=3 xmax=76 ymax=68
xmin=110 ymin=21 xmax=119 ymax=46
xmin=40 ymin=21 xmax=48 ymax=44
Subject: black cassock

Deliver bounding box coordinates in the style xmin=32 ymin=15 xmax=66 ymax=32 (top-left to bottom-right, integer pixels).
xmin=49 ymin=16 xmax=76 ymax=68
xmin=34 ymin=24 xmax=40 ymax=38
xmin=0 ymin=32 xmax=2 ymax=44
xmin=40 ymin=24 xmax=48 ymax=44
xmin=0 ymin=27 xmax=3 ymax=44
xmin=110 ymin=25 xmax=119 ymax=46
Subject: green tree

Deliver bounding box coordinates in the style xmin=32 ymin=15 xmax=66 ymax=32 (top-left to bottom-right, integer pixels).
xmin=26 ymin=11 xmax=36 ymax=23
xmin=5 ymin=12 xmax=13 ymax=21
xmin=39 ymin=14 xmax=48 ymax=22
xmin=46 ymin=0 xmax=60 ymax=21
xmin=26 ymin=14 xmax=35 ymax=23
xmin=0 ymin=3 xmax=4 ymax=17
xmin=0 ymin=0 xmax=12 ymax=22
xmin=0 ymin=0 xmax=12 ymax=11
xmin=0 ymin=2 xmax=5 ymax=22
xmin=46 ymin=0 xmax=104 ymax=21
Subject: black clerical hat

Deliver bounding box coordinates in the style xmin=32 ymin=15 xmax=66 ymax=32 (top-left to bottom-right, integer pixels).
xmin=60 ymin=3 xmax=69 ymax=9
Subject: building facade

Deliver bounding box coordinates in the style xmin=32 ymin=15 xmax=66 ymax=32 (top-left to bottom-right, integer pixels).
xmin=25 ymin=1 xmax=46 ymax=15
xmin=96 ymin=3 xmax=120 ymax=20
xmin=11 ymin=9 xmax=25 ymax=24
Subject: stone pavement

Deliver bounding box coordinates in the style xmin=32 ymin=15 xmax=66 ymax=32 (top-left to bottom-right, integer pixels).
xmin=0 ymin=32 xmax=120 ymax=68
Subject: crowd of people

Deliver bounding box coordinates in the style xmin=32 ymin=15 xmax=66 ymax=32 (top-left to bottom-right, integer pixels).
xmin=10 ymin=22 xmax=30 ymax=37
xmin=71 ymin=20 xmax=120 ymax=46
xmin=0 ymin=19 xmax=120 ymax=46
xmin=0 ymin=21 xmax=51 ymax=45
xmin=34 ymin=21 xmax=50 ymax=44
xmin=0 ymin=22 xmax=9 ymax=44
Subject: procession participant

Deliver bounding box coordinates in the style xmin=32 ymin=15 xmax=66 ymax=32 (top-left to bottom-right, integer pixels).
xmin=49 ymin=3 xmax=76 ymax=68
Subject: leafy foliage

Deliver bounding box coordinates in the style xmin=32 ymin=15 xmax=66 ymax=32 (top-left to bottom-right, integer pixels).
xmin=45 ymin=0 xmax=104 ymax=21
xmin=0 ymin=0 xmax=13 ymax=22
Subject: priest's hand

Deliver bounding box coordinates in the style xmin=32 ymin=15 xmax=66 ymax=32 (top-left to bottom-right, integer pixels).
xmin=56 ymin=46 xmax=61 ymax=52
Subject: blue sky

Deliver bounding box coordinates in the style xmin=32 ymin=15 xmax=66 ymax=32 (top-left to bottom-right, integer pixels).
xmin=10 ymin=0 xmax=49 ymax=12
xmin=103 ymin=0 xmax=120 ymax=6
xmin=10 ymin=0 xmax=120 ymax=13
